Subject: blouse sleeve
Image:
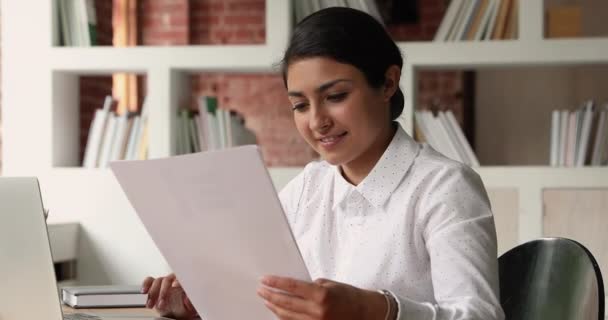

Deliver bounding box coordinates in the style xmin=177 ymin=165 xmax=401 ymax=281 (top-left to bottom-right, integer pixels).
xmin=391 ymin=164 xmax=505 ymax=320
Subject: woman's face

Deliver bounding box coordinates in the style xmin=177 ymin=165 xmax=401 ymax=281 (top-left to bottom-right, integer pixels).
xmin=286 ymin=57 xmax=393 ymax=167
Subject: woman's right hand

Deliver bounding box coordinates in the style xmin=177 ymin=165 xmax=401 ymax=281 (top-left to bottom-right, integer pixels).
xmin=141 ymin=273 xmax=198 ymax=319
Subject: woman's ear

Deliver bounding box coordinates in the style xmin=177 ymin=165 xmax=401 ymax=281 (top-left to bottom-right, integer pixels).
xmin=383 ymin=65 xmax=401 ymax=102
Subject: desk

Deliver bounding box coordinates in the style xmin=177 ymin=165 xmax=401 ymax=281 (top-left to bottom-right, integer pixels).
xmin=62 ymin=305 xmax=162 ymax=318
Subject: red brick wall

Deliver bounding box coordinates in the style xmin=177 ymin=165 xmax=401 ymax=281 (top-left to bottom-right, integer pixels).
xmin=190 ymin=0 xmax=265 ymax=44
xmin=138 ymin=0 xmax=316 ymax=166
xmin=77 ymin=0 xmax=463 ymax=166
xmin=140 ymin=0 xmax=190 ymax=45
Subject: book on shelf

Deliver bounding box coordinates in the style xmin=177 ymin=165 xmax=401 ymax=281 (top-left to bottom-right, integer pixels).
xmin=435 ymin=0 xmax=517 ymax=42
xmin=550 ymin=110 xmax=560 ymax=166
xmin=97 ymin=113 xmax=118 ymax=168
xmin=550 ymin=101 xmax=608 ymax=167
xmin=575 ymin=101 xmax=594 ymax=166
xmin=61 ymin=285 xmax=146 ymax=308
xmin=82 ymin=95 xmax=114 ymax=168
xmin=454 ymin=0 xmax=479 ymax=41
xmin=176 ymin=97 xmax=257 ymax=155
xmin=81 ymin=96 xmax=149 ymax=168
xmin=434 ymin=0 xmax=466 ymax=41
xmin=414 ymin=110 xmax=480 ymax=167
xmin=56 ymin=0 xmax=97 ymax=46
xmin=465 ymin=0 xmax=489 ymax=41
xmin=483 ymin=0 xmax=500 ymax=40
xmin=591 ymin=107 xmax=608 ymax=166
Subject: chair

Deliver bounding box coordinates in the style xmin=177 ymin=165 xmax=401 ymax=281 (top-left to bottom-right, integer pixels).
xmin=498 ymin=238 xmax=605 ymax=320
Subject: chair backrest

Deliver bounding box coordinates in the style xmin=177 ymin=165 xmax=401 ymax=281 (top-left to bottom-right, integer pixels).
xmin=498 ymin=237 xmax=605 ymax=320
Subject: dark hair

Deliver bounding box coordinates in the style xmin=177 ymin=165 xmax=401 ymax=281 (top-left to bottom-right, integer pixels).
xmin=281 ymin=7 xmax=404 ymax=120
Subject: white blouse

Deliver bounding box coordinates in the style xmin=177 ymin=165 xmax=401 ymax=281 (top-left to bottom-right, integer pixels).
xmin=279 ymin=125 xmax=505 ymax=320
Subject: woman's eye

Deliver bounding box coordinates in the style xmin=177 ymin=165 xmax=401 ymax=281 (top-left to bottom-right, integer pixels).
xmin=292 ymin=103 xmax=308 ymax=111
xmin=327 ymin=92 xmax=348 ymax=102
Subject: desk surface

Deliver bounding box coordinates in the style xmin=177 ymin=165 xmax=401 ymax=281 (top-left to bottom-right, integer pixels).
xmin=62 ymin=305 xmax=161 ymax=317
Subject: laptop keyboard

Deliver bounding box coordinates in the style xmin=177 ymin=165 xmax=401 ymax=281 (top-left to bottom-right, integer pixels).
xmin=64 ymin=313 xmax=102 ymax=320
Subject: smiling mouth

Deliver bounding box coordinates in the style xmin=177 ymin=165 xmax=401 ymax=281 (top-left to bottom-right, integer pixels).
xmin=318 ymin=132 xmax=348 ymax=146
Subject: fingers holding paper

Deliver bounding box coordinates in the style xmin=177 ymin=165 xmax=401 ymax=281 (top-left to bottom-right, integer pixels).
xmin=141 ymin=273 xmax=197 ymax=319
xmin=257 ymin=275 xmax=388 ymax=320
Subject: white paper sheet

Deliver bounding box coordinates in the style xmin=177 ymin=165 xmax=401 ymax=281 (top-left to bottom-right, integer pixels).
xmin=110 ymin=145 xmax=311 ymax=320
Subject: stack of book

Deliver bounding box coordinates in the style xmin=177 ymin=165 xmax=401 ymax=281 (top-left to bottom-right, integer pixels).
xmin=293 ymin=0 xmax=383 ymax=24
xmin=82 ymin=96 xmax=150 ymax=168
xmin=414 ymin=110 xmax=480 ymax=167
xmin=550 ymin=101 xmax=608 ymax=167
xmin=434 ymin=0 xmax=518 ymax=42
xmin=61 ymin=285 xmax=146 ymax=308
xmin=175 ymin=96 xmax=257 ymax=155
xmin=56 ymin=0 xmax=97 ymax=46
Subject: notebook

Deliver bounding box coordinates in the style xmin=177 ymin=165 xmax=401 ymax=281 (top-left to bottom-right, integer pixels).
xmin=62 ymin=285 xmax=147 ymax=308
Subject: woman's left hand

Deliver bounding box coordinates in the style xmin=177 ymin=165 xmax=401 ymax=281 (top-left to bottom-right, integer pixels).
xmin=257 ymin=275 xmax=388 ymax=320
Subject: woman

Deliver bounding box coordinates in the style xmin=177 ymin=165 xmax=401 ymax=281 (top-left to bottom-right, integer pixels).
xmin=142 ymin=7 xmax=505 ymax=320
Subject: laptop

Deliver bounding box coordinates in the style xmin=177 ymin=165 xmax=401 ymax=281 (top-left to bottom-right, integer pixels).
xmin=0 ymin=177 xmax=169 ymax=320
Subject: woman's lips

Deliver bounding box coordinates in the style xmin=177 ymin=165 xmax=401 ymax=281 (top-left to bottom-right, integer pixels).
xmin=318 ymin=132 xmax=348 ymax=148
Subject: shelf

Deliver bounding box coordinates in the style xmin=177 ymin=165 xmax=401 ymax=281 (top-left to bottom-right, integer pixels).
xmin=474 ymin=166 xmax=608 ymax=189
xmin=48 ymin=46 xmax=283 ymax=72
xmin=399 ymin=38 xmax=608 ymax=68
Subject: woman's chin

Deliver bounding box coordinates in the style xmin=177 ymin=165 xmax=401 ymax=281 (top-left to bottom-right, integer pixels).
xmin=318 ymin=152 xmax=348 ymax=166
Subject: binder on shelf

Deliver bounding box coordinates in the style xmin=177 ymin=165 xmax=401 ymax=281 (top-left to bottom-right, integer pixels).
xmin=451 ymin=0 xmax=476 ymax=41
xmin=431 ymin=111 xmax=462 ymax=162
xmin=189 ymin=117 xmax=202 ymax=153
xmin=109 ymin=113 xmax=129 ymax=163
xmin=591 ymin=106 xmax=607 ymax=166
xmin=465 ymin=0 xmax=490 ymax=41
xmin=434 ymin=0 xmax=466 ymax=41
xmin=414 ymin=110 xmax=479 ymax=167
xmin=483 ymin=0 xmax=500 ymax=40
xmin=474 ymin=0 xmax=496 ymax=40
xmin=445 ymin=110 xmax=480 ymax=166
xmin=550 ymin=110 xmax=560 ymax=167
xmin=82 ymin=110 xmax=105 ymax=168
xmin=558 ymin=110 xmax=569 ymax=166
xmin=458 ymin=0 xmax=481 ymax=41
xmin=56 ymin=0 xmax=97 ymax=46
xmin=438 ymin=111 xmax=468 ymax=163
xmin=81 ymin=95 xmax=150 ymax=166
xmin=550 ymin=102 xmax=608 ymax=167
xmin=130 ymin=97 xmax=150 ymax=160
xmin=575 ymin=101 xmax=594 ymax=167
xmin=196 ymin=97 xmax=211 ymax=151
xmin=492 ymin=0 xmax=512 ymax=40
xmin=125 ymin=116 xmax=142 ymax=161
xmin=82 ymin=95 xmax=114 ymax=168
xmin=97 ymin=114 xmax=118 ymax=168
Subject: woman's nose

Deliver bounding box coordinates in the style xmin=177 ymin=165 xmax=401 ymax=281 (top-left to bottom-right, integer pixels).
xmin=309 ymin=106 xmax=332 ymax=132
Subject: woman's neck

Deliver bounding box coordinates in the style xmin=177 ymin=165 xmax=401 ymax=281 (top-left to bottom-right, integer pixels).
xmin=341 ymin=123 xmax=397 ymax=186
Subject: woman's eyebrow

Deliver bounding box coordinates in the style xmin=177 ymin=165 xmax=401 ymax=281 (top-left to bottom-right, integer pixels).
xmin=287 ymin=79 xmax=352 ymax=97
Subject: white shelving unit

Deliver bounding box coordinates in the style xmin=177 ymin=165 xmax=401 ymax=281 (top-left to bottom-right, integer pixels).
xmin=2 ymin=0 xmax=607 ymax=297
xmin=397 ymin=0 xmax=608 ymax=246
xmin=1 ymin=0 xmax=295 ymax=284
